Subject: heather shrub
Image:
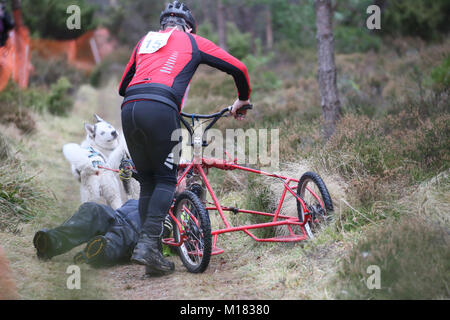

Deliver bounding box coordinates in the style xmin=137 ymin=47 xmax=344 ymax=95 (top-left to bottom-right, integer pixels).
xmin=335 ymin=215 xmax=450 ymax=299
xmin=0 ymin=134 xmax=50 ymax=233
xmin=320 ymin=92 xmax=450 ymax=208
xmin=0 ymin=83 xmax=37 ymax=133
xmin=30 ymin=54 xmax=86 ymax=89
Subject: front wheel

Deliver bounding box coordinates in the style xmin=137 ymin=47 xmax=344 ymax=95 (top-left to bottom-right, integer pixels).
xmin=296 ymin=172 xmax=333 ymax=238
xmin=173 ymin=191 xmax=212 ymax=273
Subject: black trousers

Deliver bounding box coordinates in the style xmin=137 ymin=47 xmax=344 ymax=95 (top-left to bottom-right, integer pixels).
xmin=46 ymin=203 xmax=139 ymax=263
xmin=121 ymin=100 xmax=180 ymax=237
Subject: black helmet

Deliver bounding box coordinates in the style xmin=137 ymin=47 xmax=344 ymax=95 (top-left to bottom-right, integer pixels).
xmin=160 ymin=1 xmax=197 ymax=34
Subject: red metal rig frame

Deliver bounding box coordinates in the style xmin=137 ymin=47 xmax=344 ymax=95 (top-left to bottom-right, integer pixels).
xmin=162 ymin=157 xmax=325 ymax=256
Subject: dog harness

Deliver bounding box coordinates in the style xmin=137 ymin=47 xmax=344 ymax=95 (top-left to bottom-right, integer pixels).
xmin=86 ymin=147 xmax=106 ymax=168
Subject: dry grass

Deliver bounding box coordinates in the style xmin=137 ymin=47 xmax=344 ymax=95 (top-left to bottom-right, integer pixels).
xmin=0 ymin=83 xmax=119 ymax=300
xmin=0 ymin=133 xmax=12 ymax=161
xmin=259 ymin=161 xmax=348 ymax=238
xmin=334 ymin=171 xmax=450 ymax=299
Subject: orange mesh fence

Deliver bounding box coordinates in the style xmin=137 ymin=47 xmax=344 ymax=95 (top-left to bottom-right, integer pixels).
xmin=30 ymin=28 xmax=117 ymax=72
xmin=0 ymin=37 xmax=14 ymax=91
xmin=0 ymin=9 xmax=31 ymax=91
xmin=0 ymin=8 xmax=117 ymax=93
xmin=30 ymin=31 xmax=94 ymax=71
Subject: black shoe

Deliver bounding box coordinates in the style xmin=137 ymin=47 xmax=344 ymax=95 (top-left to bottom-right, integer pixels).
xmin=33 ymin=229 xmax=52 ymax=260
xmin=73 ymin=236 xmax=110 ymax=266
xmin=131 ymin=234 xmax=175 ymax=274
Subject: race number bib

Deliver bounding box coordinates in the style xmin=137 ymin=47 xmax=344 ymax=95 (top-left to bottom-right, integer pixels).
xmin=139 ymin=29 xmax=175 ymax=54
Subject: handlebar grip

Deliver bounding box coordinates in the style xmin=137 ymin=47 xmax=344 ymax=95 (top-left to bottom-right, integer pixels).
xmin=236 ymin=104 xmax=253 ymax=115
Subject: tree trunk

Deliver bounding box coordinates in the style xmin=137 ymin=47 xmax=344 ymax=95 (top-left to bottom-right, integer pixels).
xmin=315 ymin=0 xmax=341 ymax=140
xmin=12 ymin=0 xmax=21 ymax=10
xmin=11 ymin=0 xmax=23 ymax=28
xmin=217 ymin=0 xmax=228 ymax=51
xmin=265 ymin=6 xmax=273 ymax=50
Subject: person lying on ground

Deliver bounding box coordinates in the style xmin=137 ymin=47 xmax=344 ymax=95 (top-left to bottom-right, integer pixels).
xmin=33 ymin=199 xmax=173 ymax=269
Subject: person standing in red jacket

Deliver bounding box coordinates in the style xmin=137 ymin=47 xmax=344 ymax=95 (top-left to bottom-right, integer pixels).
xmin=119 ymin=1 xmax=251 ymax=275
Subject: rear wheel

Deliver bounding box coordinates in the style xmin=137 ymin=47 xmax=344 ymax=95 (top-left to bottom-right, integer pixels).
xmin=173 ymin=191 xmax=212 ymax=273
xmin=296 ymin=172 xmax=333 ymax=238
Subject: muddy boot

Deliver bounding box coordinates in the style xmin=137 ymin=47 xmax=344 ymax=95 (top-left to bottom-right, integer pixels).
xmin=33 ymin=229 xmax=61 ymax=260
xmin=131 ymin=234 xmax=175 ymax=274
xmin=73 ymin=236 xmax=114 ymax=267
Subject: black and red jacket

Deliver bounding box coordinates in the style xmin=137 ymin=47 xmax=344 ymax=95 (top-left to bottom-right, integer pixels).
xmin=119 ymin=28 xmax=251 ymax=112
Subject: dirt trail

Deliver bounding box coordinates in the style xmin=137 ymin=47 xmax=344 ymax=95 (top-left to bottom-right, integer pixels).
xmin=1 ymin=80 xmax=339 ymax=300
xmin=104 ymin=239 xmax=344 ymax=300
xmin=76 ymin=81 xmax=341 ymax=300
xmin=105 ymin=254 xmax=264 ymax=300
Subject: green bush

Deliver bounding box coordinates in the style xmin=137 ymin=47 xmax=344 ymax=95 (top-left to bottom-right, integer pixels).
xmin=197 ymin=22 xmax=219 ymax=45
xmin=47 ymin=77 xmax=74 ymax=116
xmin=269 ymin=0 xmax=316 ymax=47
xmin=381 ymin=0 xmax=450 ymax=41
xmin=256 ymin=71 xmax=282 ymax=91
xmin=242 ymin=53 xmax=273 ymax=74
xmin=242 ymin=54 xmax=281 ymax=91
xmin=335 ymin=26 xmax=382 ymax=54
xmin=89 ymin=67 xmax=102 ymax=88
xmin=226 ymin=22 xmax=252 ymax=60
xmin=431 ymin=56 xmax=450 ymax=90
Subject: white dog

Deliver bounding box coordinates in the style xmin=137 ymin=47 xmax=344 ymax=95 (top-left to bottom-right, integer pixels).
xmin=63 ymin=114 xmax=140 ymax=210
xmin=81 ymin=114 xmax=120 ymax=163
